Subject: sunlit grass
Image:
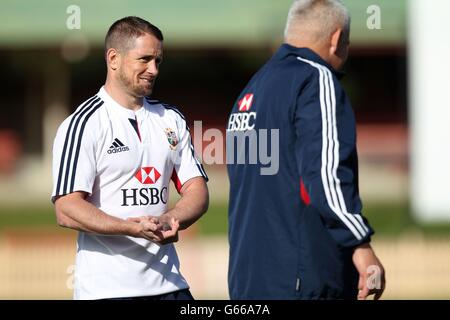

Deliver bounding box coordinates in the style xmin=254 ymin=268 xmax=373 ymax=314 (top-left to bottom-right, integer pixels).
xmin=1 ymin=202 xmax=449 ymax=236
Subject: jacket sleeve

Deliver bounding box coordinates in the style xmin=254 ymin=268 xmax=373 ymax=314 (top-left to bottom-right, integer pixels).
xmin=294 ymin=66 xmax=374 ymax=248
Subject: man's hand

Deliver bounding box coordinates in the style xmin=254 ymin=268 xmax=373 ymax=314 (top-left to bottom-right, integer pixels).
xmin=155 ymin=214 xmax=180 ymax=245
xmin=126 ymin=216 xmax=163 ymax=242
xmin=125 ymin=176 xmax=207 ymax=244
xmin=352 ymin=243 xmax=386 ymax=300
xmin=127 ymin=215 xmax=180 ymax=245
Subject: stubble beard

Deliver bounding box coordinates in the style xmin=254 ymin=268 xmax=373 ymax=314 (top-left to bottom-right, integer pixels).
xmin=118 ymin=68 xmax=153 ymax=98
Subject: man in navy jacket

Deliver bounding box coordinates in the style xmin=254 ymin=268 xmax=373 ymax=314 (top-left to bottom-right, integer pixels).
xmin=227 ymin=0 xmax=385 ymax=300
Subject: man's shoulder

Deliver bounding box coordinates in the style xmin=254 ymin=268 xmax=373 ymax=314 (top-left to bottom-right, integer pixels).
xmin=290 ymin=57 xmax=346 ymax=97
xmin=262 ymin=54 xmax=320 ymax=87
xmin=57 ymin=94 xmax=105 ymax=136
xmin=294 ymin=56 xmax=340 ymax=83
xmin=69 ymin=94 xmax=105 ymax=121
xmin=72 ymin=93 xmax=105 ymax=113
xmin=145 ymin=98 xmax=187 ymax=123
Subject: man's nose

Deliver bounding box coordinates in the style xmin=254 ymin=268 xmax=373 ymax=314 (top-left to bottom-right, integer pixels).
xmin=147 ymin=60 xmax=158 ymax=76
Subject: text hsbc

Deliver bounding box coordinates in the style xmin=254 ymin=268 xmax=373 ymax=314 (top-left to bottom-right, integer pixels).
xmin=121 ymin=187 xmax=168 ymax=206
xmin=227 ymin=112 xmax=257 ymax=132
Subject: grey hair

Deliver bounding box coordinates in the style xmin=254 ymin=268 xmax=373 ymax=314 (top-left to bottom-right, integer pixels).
xmin=284 ymin=0 xmax=350 ymax=44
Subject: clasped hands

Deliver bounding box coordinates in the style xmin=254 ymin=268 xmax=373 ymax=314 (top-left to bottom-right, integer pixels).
xmin=127 ymin=214 xmax=179 ymax=245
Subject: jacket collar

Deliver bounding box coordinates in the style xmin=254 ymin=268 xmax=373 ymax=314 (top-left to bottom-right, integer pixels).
xmin=273 ymin=43 xmax=345 ymax=79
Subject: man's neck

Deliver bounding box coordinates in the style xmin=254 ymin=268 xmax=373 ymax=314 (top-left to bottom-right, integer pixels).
xmin=104 ymin=80 xmax=143 ymax=111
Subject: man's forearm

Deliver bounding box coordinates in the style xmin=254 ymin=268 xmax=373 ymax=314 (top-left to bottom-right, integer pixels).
xmin=55 ymin=193 xmax=138 ymax=236
xmin=164 ymin=177 xmax=209 ymax=230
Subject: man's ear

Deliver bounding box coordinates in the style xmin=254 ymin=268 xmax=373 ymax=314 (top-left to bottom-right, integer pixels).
xmin=329 ymin=28 xmax=342 ymax=57
xmin=106 ymin=48 xmax=120 ymax=70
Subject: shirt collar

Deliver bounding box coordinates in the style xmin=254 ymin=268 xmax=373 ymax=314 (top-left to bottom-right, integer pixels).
xmin=98 ymin=86 xmax=146 ymax=118
xmin=273 ymin=43 xmax=345 ymax=79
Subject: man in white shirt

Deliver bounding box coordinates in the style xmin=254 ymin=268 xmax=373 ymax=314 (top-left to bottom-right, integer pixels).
xmin=52 ymin=16 xmax=209 ymax=300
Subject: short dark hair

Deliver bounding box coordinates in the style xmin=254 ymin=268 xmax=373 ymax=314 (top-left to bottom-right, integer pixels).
xmin=105 ymin=16 xmax=163 ymax=56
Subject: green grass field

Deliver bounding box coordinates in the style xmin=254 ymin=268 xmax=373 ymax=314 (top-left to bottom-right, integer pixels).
xmin=1 ymin=202 xmax=449 ymax=236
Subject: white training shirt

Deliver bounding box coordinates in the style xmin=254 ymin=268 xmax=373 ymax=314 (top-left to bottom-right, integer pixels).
xmin=51 ymin=87 xmax=208 ymax=300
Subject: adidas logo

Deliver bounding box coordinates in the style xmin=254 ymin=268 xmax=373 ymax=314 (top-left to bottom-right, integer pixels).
xmin=107 ymin=138 xmax=130 ymax=154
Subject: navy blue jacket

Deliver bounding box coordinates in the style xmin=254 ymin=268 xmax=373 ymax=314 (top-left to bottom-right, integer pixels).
xmin=226 ymin=44 xmax=374 ymax=299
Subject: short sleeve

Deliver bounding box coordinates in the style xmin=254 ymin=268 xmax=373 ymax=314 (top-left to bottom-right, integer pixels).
xmin=169 ymin=109 xmax=208 ymax=193
xmin=51 ymin=113 xmax=98 ymax=203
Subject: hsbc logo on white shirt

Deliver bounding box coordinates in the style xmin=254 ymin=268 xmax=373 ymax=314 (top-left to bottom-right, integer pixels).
xmin=227 ymin=93 xmax=257 ymax=132
xmin=121 ymin=166 xmax=168 ymax=206
xmin=134 ymin=167 xmax=161 ymax=184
